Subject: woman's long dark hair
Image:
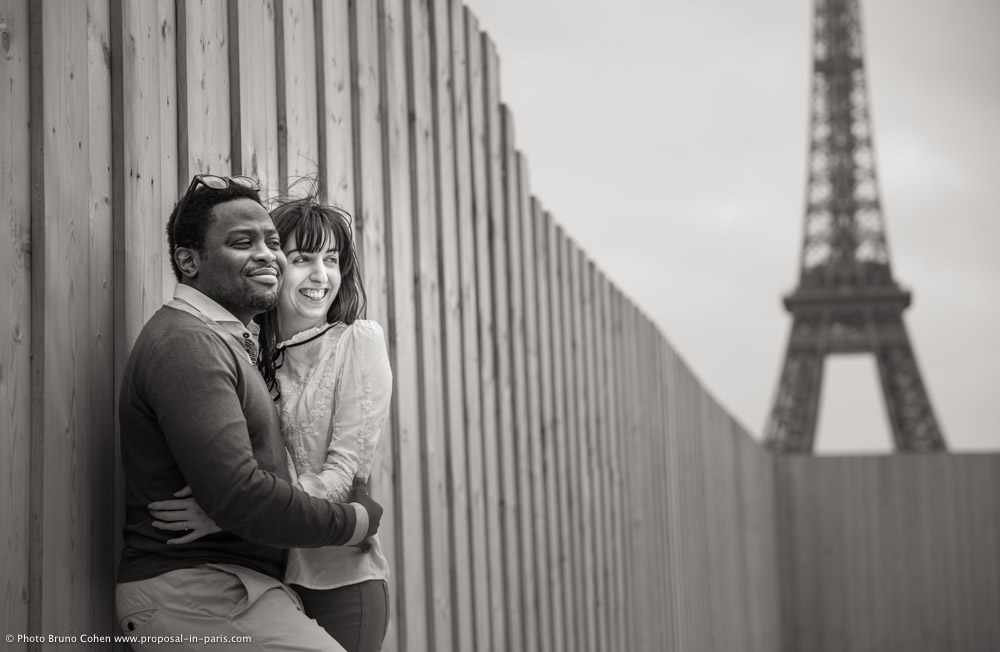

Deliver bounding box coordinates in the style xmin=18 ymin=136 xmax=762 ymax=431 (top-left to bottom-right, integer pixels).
xmin=256 ymin=194 xmax=367 ymax=394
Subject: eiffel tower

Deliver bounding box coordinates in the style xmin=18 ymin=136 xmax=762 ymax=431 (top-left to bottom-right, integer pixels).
xmin=764 ymin=0 xmax=946 ymax=453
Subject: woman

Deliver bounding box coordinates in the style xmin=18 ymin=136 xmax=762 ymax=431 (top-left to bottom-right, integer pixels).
xmin=150 ymin=195 xmax=392 ymax=652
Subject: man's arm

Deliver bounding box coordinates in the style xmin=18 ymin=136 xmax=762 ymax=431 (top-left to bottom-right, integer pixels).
xmin=143 ymin=329 xmax=379 ymax=548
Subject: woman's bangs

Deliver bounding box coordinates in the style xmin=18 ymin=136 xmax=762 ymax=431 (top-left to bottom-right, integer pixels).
xmin=291 ymin=212 xmax=338 ymax=254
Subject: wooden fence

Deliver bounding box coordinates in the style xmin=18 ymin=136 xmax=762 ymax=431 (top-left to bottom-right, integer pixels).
xmin=1 ymin=1 xmax=995 ymax=651
xmin=777 ymin=452 xmax=1000 ymax=652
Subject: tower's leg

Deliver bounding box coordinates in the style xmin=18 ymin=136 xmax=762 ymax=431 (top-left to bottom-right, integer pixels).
xmin=765 ymin=331 xmax=825 ymax=453
xmin=874 ymin=316 xmax=947 ymax=452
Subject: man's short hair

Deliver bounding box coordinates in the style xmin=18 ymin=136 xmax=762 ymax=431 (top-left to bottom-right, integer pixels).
xmin=166 ymin=182 xmax=263 ymax=281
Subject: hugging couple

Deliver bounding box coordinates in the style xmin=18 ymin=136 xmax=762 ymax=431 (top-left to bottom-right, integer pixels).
xmin=116 ymin=175 xmax=392 ymax=651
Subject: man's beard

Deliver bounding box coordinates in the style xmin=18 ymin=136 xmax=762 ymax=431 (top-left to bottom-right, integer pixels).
xmin=212 ymin=278 xmax=280 ymax=317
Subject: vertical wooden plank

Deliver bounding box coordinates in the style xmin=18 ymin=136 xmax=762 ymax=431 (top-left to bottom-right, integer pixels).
xmin=86 ymin=0 xmax=116 ymax=635
xmin=466 ymin=10 xmax=505 ymax=650
xmin=652 ymin=318 xmax=667 ymax=650
xmin=522 ymin=194 xmax=553 ymax=652
xmin=348 ymin=2 xmax=398 ymax=649
xmin=279 ymin=0 xmax=319 ymax=187
xmin=501 ymin=110 xmax=536 ymax=652
xmin=578 ymin=254 xmax=599 ymax=652
xmin=234 ymin=0 xmax=279 ymax=196
xmin=317 ymin=0 xmax=354 ymax=211
xmin=177 ymin=0 xmax=230 ymax=180
xmin=553 ymin=224 xmax=576 ymax=652
xmin=592 ymin=269 xmax=613 ymax=652
xmin=650 ymin=320 xmax=669 ymax=650
xmin=406 ymin=0 xmax=451 ymax=648
xmin=0 ymin=0 xmax=31 ymax=637
xmin=430 ymin=1 xmax=472 ymax=648
xmin=120 ymin=0 xmax=178 ymax=345
xmin=559 ymin=232 xmax=584 ymax=652
xmin=608 ymin=286 xmax=630 ymax=652
xmin=616 ymin=293 xmax=632 ymax=649
xmin=680 ymin=355 xmax=709 ymax=649
xmin=622 ymin=298 xmax=645 ymax=650
xmin=705 ymin=388 xmax=725 ymax=650
xmin=664 ymin=341 xmax=687 ymax=651
xmin=647 ymin=315 xmax=659 ymax=651
xmin=114 ymin=5 xmax=179 ymax=645
xmin=536 ymin=208 xmax=566 ymax=652
xmin=719 ymin=405 xmax=743 ymax=650
xmin=760 ymin=436 xmax=782 ymax=651
xmin=381 ymin=0 xmax=428 ymax=648
xmin=518 ymin=160 xmax=551 ymax=652
xmin=451 ymin=4 xmax=489 ymax=649
xmin=674 ymin=342 xmax=691 ymax=652
xmin=667 ymin=328 xmax=686 ymax=652
xmin=644 ymin=315 xmax=657 ymax=650
xmin=33 ymin=0 xmax=115 ymax=640
xmin=482 ymin=37 xmax=520 ymax=648
xmin=652 ymin=318 xmax=668 ymax=649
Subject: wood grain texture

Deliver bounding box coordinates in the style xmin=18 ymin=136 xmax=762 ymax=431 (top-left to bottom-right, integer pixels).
xmin=652 ymin=320 xmax=672 ymax=649
xmin=348 ymin=2 xmax=398 ymax=649
xmin=85 ymin=0 xmax=116 ymax=635
xmin=318 ymin=0 xmax=354 ymax=211
xmin=608 ymin=285 xmax=629 ymax=652
xmin=406 ymin=1 xmax=451 ymax=647
xmin=551 ymin=224 xmax=574 ymax=652
xmin=34 ymin=0 xmax=116 ymax=639
xmin=662 ymin=336 xmax=684 ymax=651
xmin=561 ymin=233 xmax=584 ymax=652
xmin=536 ymin=208 xmax=567 ymax=652
xmin=120 ymin=0 xmax=178 ymax=347
xmin=450 ymin=4 xmax=490 ymax=649
xmin=430 ymin=1 xmax=472 ymax=649
xmin=501 ymin=111 xmax=537 ymax=652
xmin=621 ymin=298 xmax=643 ymax=651
xmin=517 ymin=157 xmax=550 ymax=652
xmin=0 ymin=0 xmax=31 ymax=637
xmin=279 ymin=0 xmax=319 ymax=187
xmin=465 ymin=10 xmax=505 ymax=651
xmin=483 ymin=39 xmax=520 ymax=650
xmin=592 ymin=267 xmax=612 ymax=652
xmin=381 ymin=0 xmax=429 ymax=649
xmin=234 ymin=0 xmax=279 ymax=196
xmin=578 ymin=253 xmax=597 ymax=652
xmin=177 ymin=0 xmax=231 ymax=181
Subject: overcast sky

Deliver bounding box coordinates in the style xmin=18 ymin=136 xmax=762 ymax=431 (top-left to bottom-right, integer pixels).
xmin=463 ymin=0 xmax=1000 ymax=453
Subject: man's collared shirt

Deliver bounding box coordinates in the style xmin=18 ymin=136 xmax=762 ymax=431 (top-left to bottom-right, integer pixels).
xmin=173 ymin=283 xmax=260 ymax=351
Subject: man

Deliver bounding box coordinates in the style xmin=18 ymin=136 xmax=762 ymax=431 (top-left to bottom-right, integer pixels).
xmin=116 ymin=176 xmax=380 ymax=650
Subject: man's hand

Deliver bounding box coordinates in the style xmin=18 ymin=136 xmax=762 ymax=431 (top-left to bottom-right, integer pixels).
xmin=346 ymin=476 xmax=382 ymax=551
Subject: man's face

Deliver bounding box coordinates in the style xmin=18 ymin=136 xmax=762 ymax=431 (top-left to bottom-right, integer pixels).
xmin=192 ymin=197 xmax=286 ymax=323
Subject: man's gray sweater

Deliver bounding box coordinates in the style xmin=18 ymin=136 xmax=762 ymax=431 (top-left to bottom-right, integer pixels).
xmin=118 ymin=306 xmax=357 ymax=583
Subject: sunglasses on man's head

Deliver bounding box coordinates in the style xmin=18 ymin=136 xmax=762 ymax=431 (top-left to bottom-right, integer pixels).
xmin=174 ymin=174 xmax=261 ymax=228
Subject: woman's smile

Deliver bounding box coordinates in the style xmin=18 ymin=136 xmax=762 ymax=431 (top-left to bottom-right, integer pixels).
xmin=299 ymin=287 xmax=330 ymax=301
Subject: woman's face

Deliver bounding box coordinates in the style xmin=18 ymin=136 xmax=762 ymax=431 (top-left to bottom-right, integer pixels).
xmin=277 ymin=229 xmax=342 ymax=335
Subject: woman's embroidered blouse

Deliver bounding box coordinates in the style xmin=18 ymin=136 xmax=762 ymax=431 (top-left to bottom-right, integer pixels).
xmin=277 ymin=319 xmax=392 ymax=589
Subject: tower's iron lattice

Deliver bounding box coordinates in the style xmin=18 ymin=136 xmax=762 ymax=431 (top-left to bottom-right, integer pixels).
xmin=764 ymin=0 xmax=946 ymax=453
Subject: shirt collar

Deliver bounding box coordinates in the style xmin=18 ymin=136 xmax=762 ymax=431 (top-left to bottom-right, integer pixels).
xmin=173 ymin=283 xmax=259 ymax=341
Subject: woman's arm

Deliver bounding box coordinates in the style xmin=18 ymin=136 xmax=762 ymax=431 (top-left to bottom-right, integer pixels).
xmin=295 ymin=321 xmax=393 ymax=501
xmin=149 ymin=485 xmax=221 ymax=544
